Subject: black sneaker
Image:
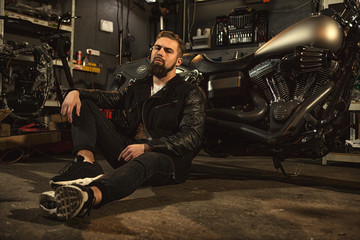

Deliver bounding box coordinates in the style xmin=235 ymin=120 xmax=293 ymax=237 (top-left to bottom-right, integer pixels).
xmin=49 ymin=155 xmax=104 ymax=189
xmin=54 ymin=184 xmax=95 ymax=220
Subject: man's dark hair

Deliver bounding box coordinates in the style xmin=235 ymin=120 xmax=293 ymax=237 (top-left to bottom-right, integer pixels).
xmin=156 ymin=31 xmax=185 ymax=57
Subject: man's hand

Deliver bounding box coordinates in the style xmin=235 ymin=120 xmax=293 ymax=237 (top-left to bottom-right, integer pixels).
xmin=118 ymin=144 xmax=152 ymax=162
xmin=61 ymin=90 xmax=81 ymax=123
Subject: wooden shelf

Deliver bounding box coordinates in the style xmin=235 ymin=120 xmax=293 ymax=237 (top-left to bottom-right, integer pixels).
xmin=73 ymin=64 xmax=100 ymax=73
xmin=187 ymin=43 xmax=262 ymax=62
xmin=0 ymin=131 xmax=61 ymax=150
xmin=321 ymin=102 xmax=360 ymax=165
xmin=349 ymin=101 xmax=360 ymax=111
xmin=5 ymin=10 xmax=72 ymax=32
xmin=12 ymin=56 xmax=99 ymax=72
xmin=11 ymin=55 xmax=70 ymax=67
xmin=322 ymin=152 xmax=360 ymax=165
xmin=190 ymin=42 xmax=261 ymax=52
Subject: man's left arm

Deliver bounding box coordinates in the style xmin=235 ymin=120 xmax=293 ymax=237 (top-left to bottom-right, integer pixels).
xmin=147 ymin=87 xmax=206 ymax=157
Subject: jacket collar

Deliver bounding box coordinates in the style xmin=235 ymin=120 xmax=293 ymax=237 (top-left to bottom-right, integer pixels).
xmin=153 ymin=74 xmax=182 ymax=96
xmin=131 ymin=74 xmax=182 ymax=100
xmin=144 ymin=74 xmax=181 ymax=87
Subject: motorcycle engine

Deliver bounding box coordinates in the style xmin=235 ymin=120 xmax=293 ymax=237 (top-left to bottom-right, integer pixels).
xmin=0 ymin=43 xmax=55 ymax=118
xmin=3 ymin=65 xmax=43 ymax=115
xmin=249 ymin=59 xmax=289 ymax=103
xmin=249 ymin=46 xmax=336 ymax=125
xmin=249 ymin=59 xmax=295 ymax=125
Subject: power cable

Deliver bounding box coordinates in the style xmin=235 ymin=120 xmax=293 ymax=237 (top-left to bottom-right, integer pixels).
xmin=123 ymin=0 xmax=135 ymax=62
xmin=187 ymin=1 xmax=197 ymax=47
xmin=0 ymin=148 xmax=24 ymax=164
xmin=117 ymin=0 xmax=124 ymax=64
xmin=268 ymin=0 xmax=316 ymax=13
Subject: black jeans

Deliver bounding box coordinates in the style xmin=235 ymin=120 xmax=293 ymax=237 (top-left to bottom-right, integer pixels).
xmin=72 ymin=99 xmax=174 ymax=206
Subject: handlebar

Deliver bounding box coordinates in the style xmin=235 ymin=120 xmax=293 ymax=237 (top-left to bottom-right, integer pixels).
xmin=56 ymin=12 xmax=81 ymax=31
xmin=344 ymin=0 xmax=360 ymax=14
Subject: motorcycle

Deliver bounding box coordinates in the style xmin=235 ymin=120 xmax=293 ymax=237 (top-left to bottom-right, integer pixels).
xmin=113 ymin=0 xmax=360 ymax=175
xmin=0 ymin=12 xmax=76 ymax=119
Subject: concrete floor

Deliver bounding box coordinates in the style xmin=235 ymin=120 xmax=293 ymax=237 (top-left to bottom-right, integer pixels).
xmin=0 ymin=151 xmax=359 ymax=240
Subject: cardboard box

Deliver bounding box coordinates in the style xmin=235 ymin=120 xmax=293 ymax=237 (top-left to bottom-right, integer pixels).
xmin=0 ymin=124 xmax=10 ymax=137
xmin=0 ymin=109 xmax=11 ymax=122
xmin=0 ymin=109 xmax=12 ymax=137
xmin=50 ymin=114 xmax=68 ymax=123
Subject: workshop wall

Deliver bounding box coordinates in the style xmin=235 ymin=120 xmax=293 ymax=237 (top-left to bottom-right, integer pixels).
xmin=66 ymin=0 xmax=152 ymax=90
xmin=3 ymin=0 xmax=317 ymax=91
xmin=184 ymin=0 xmax=315 ymax=48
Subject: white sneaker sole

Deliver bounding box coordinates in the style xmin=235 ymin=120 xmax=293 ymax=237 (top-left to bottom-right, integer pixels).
xmin=55 ymin=185 xmax=88 ymax=221
xmin=49 ymin=174 xmax=104 ymax=189
xmin=39 ymin=191 xmax=57 ymax=219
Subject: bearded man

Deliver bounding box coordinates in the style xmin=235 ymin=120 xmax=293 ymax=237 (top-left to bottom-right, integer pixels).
xmin=42 ymin=31 xmax=205 ymax=220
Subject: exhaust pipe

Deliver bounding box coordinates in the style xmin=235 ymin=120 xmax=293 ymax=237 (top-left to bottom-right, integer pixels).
xmin=206 ymin=81 xmax=334 ymax=145
xmin=206 ymin=88 xmax=268 ymax=123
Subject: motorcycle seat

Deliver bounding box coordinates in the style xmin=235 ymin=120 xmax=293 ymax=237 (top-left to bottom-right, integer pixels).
xmin=113 ymin=58 xmax=150 ymax=80
xmin=185 ymin=53 xmax=255 ymax=74
xmin=182 ymin=53 xmax=197 ymax=66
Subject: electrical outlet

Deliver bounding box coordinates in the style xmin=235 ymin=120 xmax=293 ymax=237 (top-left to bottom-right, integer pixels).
xmin=86 ymin=49 xmax=100 ymax=56
xmin=100 ymin=19 xmax=114 ymax=33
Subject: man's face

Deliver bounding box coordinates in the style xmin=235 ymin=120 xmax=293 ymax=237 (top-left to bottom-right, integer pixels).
xmin=149 ymin=37 xmax=182 ymax=78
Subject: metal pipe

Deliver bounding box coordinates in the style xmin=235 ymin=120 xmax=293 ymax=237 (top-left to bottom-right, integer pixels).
xmin=119 ymin=0 xmax=124 ymax=65
xmin=206 ymin=88 xmax=268 ymax=123
xmin=70 ymin=0 xmax=75 ymax=76
xmin=0 ymin=0 xmax=4 ymax=45
xmin=206 ymin=81 xmax=334 ymax=145
xmin=160 ymin=15 xmax=164 ymax=31
xmin=0 ymin=0 xmax=3 ymax=96
xmin=183 ymin=0 xmax=186 ymax=42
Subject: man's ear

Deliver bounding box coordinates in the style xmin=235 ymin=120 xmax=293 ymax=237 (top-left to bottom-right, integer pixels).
xmin=176 ymin=57 xmax=183 ymax=66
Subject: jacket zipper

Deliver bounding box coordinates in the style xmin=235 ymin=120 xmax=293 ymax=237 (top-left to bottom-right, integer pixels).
xmin=128 ymin=103 xmax=137 ymax=113
xmin=155 ymin=100 xmax=178 ymax=109
xmin=142 ymin=95 xmax=160 ymax=140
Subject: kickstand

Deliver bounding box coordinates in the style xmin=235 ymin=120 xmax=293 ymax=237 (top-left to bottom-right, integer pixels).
xmin=272 ymin=156 xmax=288 ymax=177
xmin=292 ymin=162 xmax=304 ymax=177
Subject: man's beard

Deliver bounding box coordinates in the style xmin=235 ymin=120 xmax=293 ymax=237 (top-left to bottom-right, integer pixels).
xmin=148 ymin=59 xmax=176 ymax=78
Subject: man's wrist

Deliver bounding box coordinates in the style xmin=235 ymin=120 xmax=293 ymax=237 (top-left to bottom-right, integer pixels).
xmin=144 ymin=144 xmax=152 ymax=152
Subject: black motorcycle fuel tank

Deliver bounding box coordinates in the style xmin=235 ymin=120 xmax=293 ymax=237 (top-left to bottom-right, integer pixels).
xmin=255 ymin=15 xmax=343 ymax=59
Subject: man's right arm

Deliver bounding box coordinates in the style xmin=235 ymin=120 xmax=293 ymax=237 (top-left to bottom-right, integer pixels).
xmin=61 ymin=88 xmax=126 ymax=122
xmin=77 ymin=89 xmax=126 ymax=109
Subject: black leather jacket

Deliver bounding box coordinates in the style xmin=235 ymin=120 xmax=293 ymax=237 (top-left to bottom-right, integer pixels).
xmin=75 ymin=74 xmax=205 ymax=182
